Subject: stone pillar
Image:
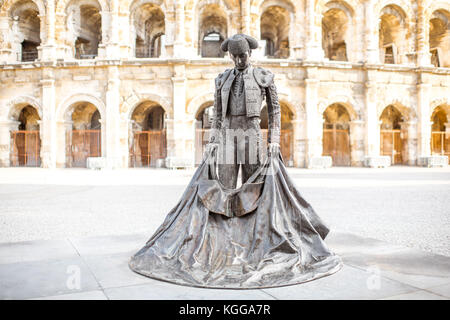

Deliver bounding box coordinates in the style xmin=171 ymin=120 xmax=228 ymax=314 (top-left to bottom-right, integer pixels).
xmin=39 ymin=0 xmax=56 ymax=61
xmin=364 ymin=0 xmax=379 ymax=64
xmin=304 ymin=0 xmax=324 ymax=61
xmin=173 ymin=0 xmax=185 ymax=58
xmin=349 ymin=120 xmax=365 ymax=166
xmin=164 ymin=9 xmax=175 ymax=57
xmin=105 ymin=66 xmax=121 ymax=168
xmin=304 ymin=69 xmax=330 ymax=168
xmin=242 ymin=0 xmax=251 ymax=35
xmin=291 ymin=118 xmax=307 ymax=167
xmin=166 ymin=63 xmax=194 ymax=168
xmin=400 ymin=120 xmax=418 ymax=165
xmin=55 ymin=120 xmax=71 ymax=168
xmin=0 ymin=120 xmax=20 ymax=167
xmin=416 ymin=0 xmax=432 ymax=66
xmin=417 ymin=82 xmax=432 ymax=157
xmin=0 ymin=16 xmax=14 ymax=63
xmin=363 ymin=76 xmax=390 ymax=167
xmin=40 ymin=76 xmax=57 ymax=168
xmin=292 ymin=9 xmax=306 ymax=60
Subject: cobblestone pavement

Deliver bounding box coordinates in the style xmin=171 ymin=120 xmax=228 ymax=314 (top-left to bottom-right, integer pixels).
xmin=0 ymin=166 xmax=449 ymax=256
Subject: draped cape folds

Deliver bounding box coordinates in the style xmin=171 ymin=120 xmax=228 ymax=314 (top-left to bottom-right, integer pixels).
xmin=129 ymin=148 xmax=342 ymax=289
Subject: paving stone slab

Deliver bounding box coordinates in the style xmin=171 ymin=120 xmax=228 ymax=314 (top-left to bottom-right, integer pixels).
xmin=325 ymin=231 xmax=407 ymax=257
xmin=0 ymin=239 xmax=79 ymax=265
xmin=0 ymin=257 xmax=100 ymax=300
xmin=82 ymin=252 xmax=156 ymax=289
xmin=424 ymin=283 xmax=450 ymax=299
xmin=69 ymin=233 xmax=149 ymax=256
xmin=30 ymin=290 xmax=108 ymax=300
xmin=260 ymin=265 xmax=417 ymax=300
xmin=380 ymin=290 xmax=448 ymax=300
xmin=103 ymin=280 xmax=275 ymax=300
xmin=342 ymin=246 xmax=450 ymax=290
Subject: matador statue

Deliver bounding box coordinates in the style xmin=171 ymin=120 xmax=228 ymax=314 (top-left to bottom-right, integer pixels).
xmin=129 ymin=34 xmax=342 ymax=289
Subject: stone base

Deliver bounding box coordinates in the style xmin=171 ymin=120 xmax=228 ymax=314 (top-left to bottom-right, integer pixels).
xmin=417 ymin=156 xmax=448 ymax=167
xmin=165 ymin=157 xmax=194 ymax=169
xmin=364 ymin=156 xmax=391 ymax=168
xmin=307 ymin=156 xmax=332 ymax=169
xmin=86 ymin=157 xmax=106 ymax=170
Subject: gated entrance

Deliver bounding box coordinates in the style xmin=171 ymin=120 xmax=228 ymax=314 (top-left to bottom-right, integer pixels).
xmin=129 ymin=130 xmax=167 ymax=167
xmin=70 ymin=129 xmax=101 ymax=167
xmin=380 ymin=129 xmax=402 ymax=164
xmin=431 ymin=131 xmax=450 ymax=158
xmin=322 ymin=124 xmax=351 ymax=166
xmin=10 ymin=130 xmax=41 ymax=167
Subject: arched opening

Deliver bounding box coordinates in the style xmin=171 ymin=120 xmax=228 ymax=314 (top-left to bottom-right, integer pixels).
xmin=194 ymin=103 xmax=214 ymax=165
xmin=380 ymin=105 xmax=404 ymax=164
xmin=429 ymin=10 xmax=450 ymax=67
xmin=322 ymin=8 xmax=349 ymax=61
xmin=66 ymin=102 xmax=102 ymax=167
xmin=129 ymin=102 xmax=167 ymax=167
xmin=10 ymin=105 xmax=41 ymax=166
xmin=66 ymin=0 xmax=102 ymax=59
xmin=260 ymin=103 xmax=294 ymax=166
xmin=322 ymin=103 xmax=351 ymax=166
xmin=9 ymin=0 xmax=41 ymax=62
xmin=431 ymin=106 xmax=450 ymax=157
xmin=260 ymin=5 xmax=290 ymax=59
xmin=379 ymin=5 xmax=407 ymax=64
xmin=198 ymin=4 xmax=227 ymax=57
xmin=132 ymin=3 xmax=165 ymax=58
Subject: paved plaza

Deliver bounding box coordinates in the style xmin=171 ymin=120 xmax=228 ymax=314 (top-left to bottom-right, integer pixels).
xmin=0 ymin=166 xmax=449 ymax=299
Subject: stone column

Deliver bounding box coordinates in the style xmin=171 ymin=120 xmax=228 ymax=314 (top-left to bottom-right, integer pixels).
xmin=417 ymin=82 xmax=431 ymax=157
xmin=364 ymin=0 xmax=379 ymax=64
xmin=173 ymin=0 xmax=185 ymax=58
xmin=400 ymin=120 xmax=418 ymax=165
xmin=363 ymin=75 xmax=389 ymax=167
xmin=166 ymin=63 xmax=194 ymax=168
xmin=416 ymin=0 xmax=432 ymax=66
xmin=0 ymin=120 xmax=19 ymax=167
xmin=241 ymin=0 xmax=251 ymax=35
xmin=0 ymin=16 xmax=13 ymax=63
xmin=292 ymin=9 xmax=306 ymax=60
xmin=304 ymin=0 xmax=324 ymax=61
xmin=304 ymin=69 xmax=330 ymax=168
xmin=291 ymin=118 xmax=307 ymax=168
xmin=55 ymin=120 xmax=71 ymax=168
xmin=349 ymin=120 xmax=365 ymax=166
xmin=40 ymin=76 xmax=57 ymax=168
xmin=39 ymin=0 xmax=56 ymax=61
xmin=105 ymin=66 xmax=121 ymax=168
xmin=164 ymin=9 xmax=175 ymax=57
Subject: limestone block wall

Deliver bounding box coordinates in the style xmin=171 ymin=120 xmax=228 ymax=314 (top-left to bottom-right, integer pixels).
xmin=0 ymin=0 xmax=449 ymax=169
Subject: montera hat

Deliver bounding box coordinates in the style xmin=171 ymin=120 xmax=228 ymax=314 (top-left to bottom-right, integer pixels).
xmin=220 ymin=34 xmax=258 ymax=55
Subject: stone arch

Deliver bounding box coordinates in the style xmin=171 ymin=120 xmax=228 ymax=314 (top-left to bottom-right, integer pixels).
xmin=125 ymin=93 xmax=172 ymax=120
xmin=0 ymin=0 xmax=45 ymax=17
xmin=6 ymin=95 xmax=43 ymax=120
xmin=430 ymin=98 xmax=450 ymax=115
xmin=428 ymin=8 xmax=450 ymax=67
xmin=186 ymin=91 xmax=215 ymax=116
xmin=318 ymin=96 xmax=359 ymax=121
xmin=377 ymin=100 xmax=414 ymax=121
xmin=57 ymin=93 xmax=106 ymax=122
xmin=56 ymin=0 xmax=110 ymax=14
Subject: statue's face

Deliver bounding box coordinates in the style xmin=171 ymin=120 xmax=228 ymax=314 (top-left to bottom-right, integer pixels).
xmin=231 ymin=51 xmax=251 ymax=70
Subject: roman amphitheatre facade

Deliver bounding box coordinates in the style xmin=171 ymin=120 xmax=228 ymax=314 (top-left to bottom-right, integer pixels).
xmin=0 ymin=0 xmax=449 ymax=169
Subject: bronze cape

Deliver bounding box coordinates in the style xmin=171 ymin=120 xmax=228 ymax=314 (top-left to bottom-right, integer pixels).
xmin=129 ymin=148 xmax=342 ymax=289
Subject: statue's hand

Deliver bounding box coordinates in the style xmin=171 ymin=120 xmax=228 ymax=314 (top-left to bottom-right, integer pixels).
xmin=267 ymin=142 xmax=280 ymax=158
xmin=205 ymin=143 xmax=219 ymax=154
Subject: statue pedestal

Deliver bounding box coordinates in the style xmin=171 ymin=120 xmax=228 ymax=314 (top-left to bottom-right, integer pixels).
xmin=307 ymin=156 xmax=332 ymax=169
xmin=417 ymin=156 xmax=448 ymax=167
xmin=364 ymin=156 xmax=391 ymax=168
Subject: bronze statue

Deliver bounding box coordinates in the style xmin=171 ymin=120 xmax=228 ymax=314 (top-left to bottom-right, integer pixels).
xmin=129 ymin=34 xmax=342 ymax=288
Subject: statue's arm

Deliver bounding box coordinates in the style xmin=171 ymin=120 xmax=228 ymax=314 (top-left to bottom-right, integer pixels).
xmin=265 ymin=82 xmax=281 ymax=145
xmin=209 ymin=83 xmax=222 ymax=144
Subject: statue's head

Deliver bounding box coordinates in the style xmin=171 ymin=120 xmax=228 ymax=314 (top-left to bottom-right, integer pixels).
xmin=221 ymin=34 xmax=258 ymax=70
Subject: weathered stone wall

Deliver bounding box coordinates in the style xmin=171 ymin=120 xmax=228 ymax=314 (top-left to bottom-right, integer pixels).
xmin=0 ymin=0 xmax=449 ymax=168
